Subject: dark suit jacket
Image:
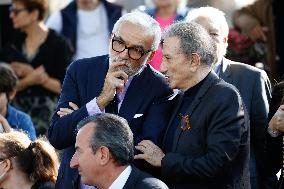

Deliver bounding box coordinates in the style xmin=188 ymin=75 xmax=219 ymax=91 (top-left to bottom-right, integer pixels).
xmin=219 ymin=58 xmax=271 ymax=178
xmin=161 ymin=72 xmax=250 ymax=189
xmin=123 ymin=166 xmax=168 ymax=189
xmin=48 ymin=55 xmax=173 ymax=189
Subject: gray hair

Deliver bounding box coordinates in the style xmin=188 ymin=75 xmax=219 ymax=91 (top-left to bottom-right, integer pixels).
xmin=185 ymin=7 xmax=229 ymax=38
xmin=77 ymin=114 xmax=134 ymax=166
xmin=112 ymin=11 xmax=161 ymax=51
xmin=162 ymin=22 xmax=216 ymax=67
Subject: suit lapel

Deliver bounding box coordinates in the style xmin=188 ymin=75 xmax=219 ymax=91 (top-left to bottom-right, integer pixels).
xmin=119 ymin=66 xmax=150 ymax=124
xmin=219 ymin=58 xmax=233 ymax=85
xmin=123 ymin=166 xmax=139 ymax=189
xmin=172 ymin=72 xmax=220 ymax=150
xmin=162 ymin=90 xmax=184 ymax=149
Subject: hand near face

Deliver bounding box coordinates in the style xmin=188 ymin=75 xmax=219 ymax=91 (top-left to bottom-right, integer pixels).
xmin=0 ymin=114 xmax=11 ymax=133
xmin=11 ymin=62 xmax=34 ymax=77
xmin=269 ymin=105 xmax=284 ymax=133
xmin=96 ymin=62 xmax=128 ymax=110
xmin=57 ymin=102 xmax=79 ymax=118
xmin=134 ymin=140 xmax=165 ymax=167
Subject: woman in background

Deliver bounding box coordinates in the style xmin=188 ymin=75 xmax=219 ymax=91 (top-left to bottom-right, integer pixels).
xmin=0 ymin=130 xmax=59 ymax=189
xmin=1 ymin=0 xmax=73 ymax=135
xmin=142 ymin=0 xmax=188 ymax=70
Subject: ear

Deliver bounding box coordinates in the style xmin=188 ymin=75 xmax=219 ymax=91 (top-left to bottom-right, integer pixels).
xmin=223 ymin=36 xmax=228 ymax=44
xmin=2 ymin=159 xmax=12 ymax=172
xmin=7 ymin=90 xmax=16 ymax=101
xmin=30 ymin=9 xmax=39 ymax=21
xmin=109 ymin=33 xmax=114 ymax=43
xmin=98 ymin=146 xmax=111 ymax=165
xmin=189 ymin=53 xmax=201 ymax=72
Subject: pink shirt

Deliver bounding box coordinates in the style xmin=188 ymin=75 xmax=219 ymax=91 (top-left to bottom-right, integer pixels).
xmin=149 ymin=14 xmax=176 ymax=71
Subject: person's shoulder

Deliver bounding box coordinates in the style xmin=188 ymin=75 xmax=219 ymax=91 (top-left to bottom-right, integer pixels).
xmin=225 ymin=58 xmax=267 ymax=77
xmin=46 ymin=29 xmax=70 ymax=46
xmin=66 ymin=55 xmax=109 ymax=80
xmin=7 ymin=105 xmax=31 ymax=120
xmin=69 ymin=55 xmax=108 ymax=70
xmin=143 ymin=64 xmax=167 ymax=82
xmin=141 ymin=64 xmax=172 ymax=93
xmin=132 ymin=168 xmax=168 ymax=189
xmin=211 ymin=73 xmax=241 ymax=99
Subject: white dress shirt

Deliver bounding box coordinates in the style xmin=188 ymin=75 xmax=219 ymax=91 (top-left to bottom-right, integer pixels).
xmin=108 ymin=165 xmax=132 ymax=189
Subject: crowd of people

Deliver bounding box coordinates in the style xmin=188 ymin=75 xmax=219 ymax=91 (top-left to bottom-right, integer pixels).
xmin=0 ymin=0 xmax=284 ymax=189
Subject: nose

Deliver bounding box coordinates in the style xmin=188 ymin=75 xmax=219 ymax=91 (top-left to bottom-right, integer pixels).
xmin=119 ymin=48 xmax=129 ymax=59
xmin=70 ymin=153 xmax=78 ymax=169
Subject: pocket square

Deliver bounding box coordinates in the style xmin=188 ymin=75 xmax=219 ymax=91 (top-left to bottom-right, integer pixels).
xmin=134 ymin=114 xmax=143 ymax=118
xmin=167 ymin=89 xmax=179 ymax=101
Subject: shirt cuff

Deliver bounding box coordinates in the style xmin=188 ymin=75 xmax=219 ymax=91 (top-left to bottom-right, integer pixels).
xmin=267 ymin=126 xmax=281 ymax=137
xmin=86 ymin=98 xmax=104 ymax=116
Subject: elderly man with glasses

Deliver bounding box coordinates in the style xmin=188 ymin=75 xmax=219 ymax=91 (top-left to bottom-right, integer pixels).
xmin=48 ymin=12 xmax=174 ymax=189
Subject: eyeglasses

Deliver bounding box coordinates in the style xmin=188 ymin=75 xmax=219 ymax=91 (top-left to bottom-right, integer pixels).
xmin=9 ymin=6 xmax=27 ymax=15
xmin=111 ymin=34 xmax=152 ymax=60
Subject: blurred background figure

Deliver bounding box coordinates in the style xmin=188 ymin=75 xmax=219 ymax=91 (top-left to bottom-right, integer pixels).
xmin=137 ymin=0 xmax=188 ymax=71
xmin=0 ymin=63 xmax=36 ymax=140
xmin=0 ymin=0 xmax=74 ymax=136
xmin=0 ymin=0 xmax=14 ymax=54
xmin=46 ymin=0 xmax=123 ymax=60
xmin=264 ymin=81 xmax=284 ymax=188
xmin=0 ymin=130 xmax=59 ymax=189
xmin=233 ymin=0 xmax=284 ymax=81
xmin=113 ymin=0 xmax=144 ymax=12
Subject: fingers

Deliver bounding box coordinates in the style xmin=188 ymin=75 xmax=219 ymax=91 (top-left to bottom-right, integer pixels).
xmin=137 ymin=140 xmax=155 ymax=149
xmin=69 ymin=102 xmax=79 ymax=110
xmin=57 ymin=102 xmax=79 ymax=117
xmin=108 ymin=61 xmax=126 ymax=72
xmin=134 ymin=153 xmax=147 ymax=160
xmin=57 ymin=108 xmax=74 ymax=117
xmin=135 ymin=144 xmax=146 ymax=153
xmin=112 ymin=70 xmax=128 ymax=83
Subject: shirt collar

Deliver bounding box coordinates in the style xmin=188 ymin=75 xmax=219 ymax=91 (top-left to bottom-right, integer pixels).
xmin=5 ymin=105 xmax=18 ymax=127
xmin=108 ymin=165 xmax=132 ymax=189
xmin=213 ymin=61 xmax=222 ymax=76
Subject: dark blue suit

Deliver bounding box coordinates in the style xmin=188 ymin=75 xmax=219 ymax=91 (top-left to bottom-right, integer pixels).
xmin=49 ymin=55 xmax=173 ymax=189
xmin=123 ymin=166 xmax=168 ymax=189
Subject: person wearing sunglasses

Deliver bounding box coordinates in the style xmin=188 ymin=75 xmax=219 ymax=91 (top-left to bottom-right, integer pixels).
xmin=0 ymin=0 xmax=74 ymax=136
xmin=49 ymin=12 xmax=174 ymax=189
xmin=0 ymin=130 xmax=59 ymax=189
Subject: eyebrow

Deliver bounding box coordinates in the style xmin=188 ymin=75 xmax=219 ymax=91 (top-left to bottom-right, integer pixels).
xmin=75 ymin=146 xmax=80 ymax=151
xmin=114 ymin=35 xmax=146 ymax=50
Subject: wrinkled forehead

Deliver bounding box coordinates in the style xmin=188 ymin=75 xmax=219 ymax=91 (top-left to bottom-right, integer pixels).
xmin=114 ymin=22 xmax=155 ymax=49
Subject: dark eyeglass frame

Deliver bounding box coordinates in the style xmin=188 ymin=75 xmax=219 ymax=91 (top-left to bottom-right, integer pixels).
xmin=9 ymin=6 xmax=28 ymax=15
xmin=111 ymin=34 xmax=152 ymax=60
